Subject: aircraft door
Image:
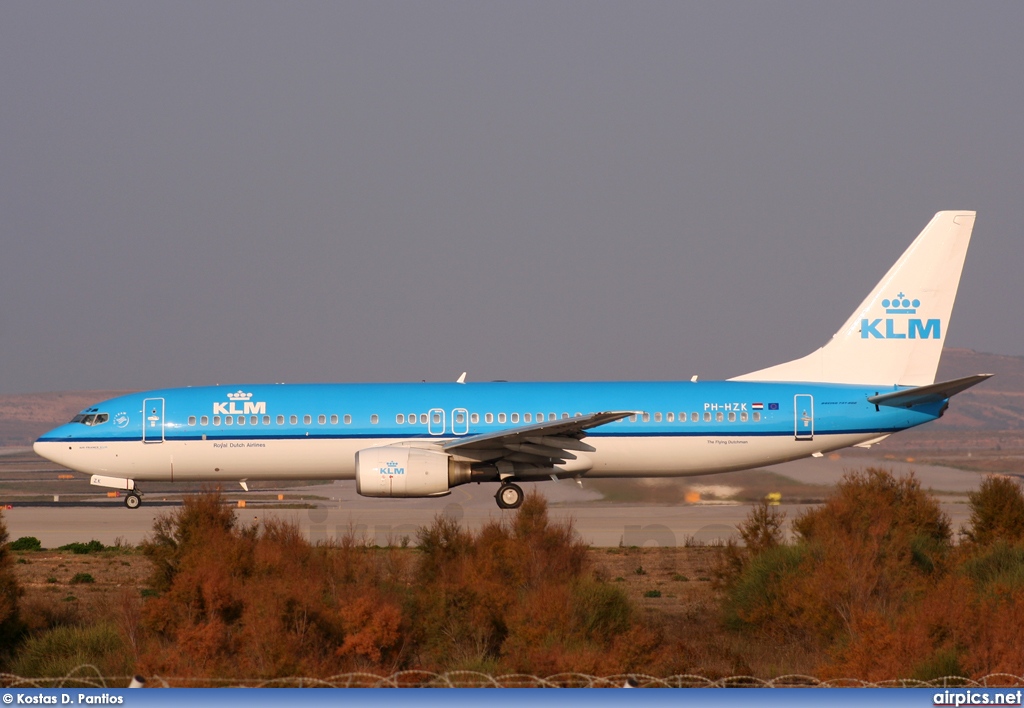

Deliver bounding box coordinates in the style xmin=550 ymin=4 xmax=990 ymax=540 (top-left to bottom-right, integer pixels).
xmin=794 ymin=394 xmax=814 ymax=441
xmin=428 ymin=408 xmax=446 ymax=435
xmin=451 ymin=408 xmax=469 ymax=435
xmin=143 ymin=398 xmax=165 ymax=443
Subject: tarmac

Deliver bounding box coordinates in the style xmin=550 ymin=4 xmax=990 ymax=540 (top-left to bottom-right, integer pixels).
xmin=1 ymin=455 xmax=983 ymax=548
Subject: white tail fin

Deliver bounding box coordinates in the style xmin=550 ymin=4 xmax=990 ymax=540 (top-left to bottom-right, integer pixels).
xmin=732 ymin=211 xmax=976 ymax=386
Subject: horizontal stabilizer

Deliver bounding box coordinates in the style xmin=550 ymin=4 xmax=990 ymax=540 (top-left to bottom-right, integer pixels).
xmin=867 ymin=373 xmax=992 ymax=409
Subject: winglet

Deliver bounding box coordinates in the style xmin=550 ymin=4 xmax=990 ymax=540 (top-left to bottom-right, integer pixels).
xmin=456 ymin=372 xmax=467 ymax=384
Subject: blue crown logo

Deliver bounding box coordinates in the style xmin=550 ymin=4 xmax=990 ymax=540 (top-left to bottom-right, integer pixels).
xmin=227 ymin=390 xmax=253 ymax=401
xmin=881 ymin=292 xmax=920 ymax=314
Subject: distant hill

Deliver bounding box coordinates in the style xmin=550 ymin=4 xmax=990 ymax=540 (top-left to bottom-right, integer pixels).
xmin=931 ymin=348 xmax=1024 ymax=429
xmin=0 ymin=390 xmax=131 ymax=447
xmin=0 ymin=348 xmax=1021 ymax=447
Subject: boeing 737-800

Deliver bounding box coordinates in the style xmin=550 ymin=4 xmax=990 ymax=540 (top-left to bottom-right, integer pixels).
xmin=35 ymin=211 xmax=990 ymax=509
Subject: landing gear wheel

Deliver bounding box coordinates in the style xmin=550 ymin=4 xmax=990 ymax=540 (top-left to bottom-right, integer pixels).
xmin=125 ymin=492 xmax=141 ymax=510
xmin=495 ymin=483 xmax=524 ymax=510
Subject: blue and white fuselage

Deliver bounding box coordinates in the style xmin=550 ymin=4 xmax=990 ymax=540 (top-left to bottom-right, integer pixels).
xmin=33 ymin=211 xmax=991 ymax=509
xmin=34 ymin=380 xmax=943 ymax=479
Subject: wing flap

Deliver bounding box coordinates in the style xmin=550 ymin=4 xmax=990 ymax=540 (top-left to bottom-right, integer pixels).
xmin=505 ymin=442 xmax=578 ymax=460
xmin=444 ymin=410 xmax=634 ymax=469
xmin=525 ymin=436 xmax=597 ymax=453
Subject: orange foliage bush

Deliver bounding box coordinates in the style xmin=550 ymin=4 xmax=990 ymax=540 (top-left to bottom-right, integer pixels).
xmin=821 ymin=476 xmax=1024 ymax=680
xmin=792 ymin=469 xmax=950 ymax=639
xmin=725 ymin=469 xmax=952 ymax=648
xmin=138 ymin=492 xmax=410 ymax=677
xmin=0 ymin=509 xmax=25 ymax=657
xmin=134 ymin=489 xmax=663 ymax=678
xmin=723 ymin=467 xmax=1024 ymax=680
xmin=962 ymin=475 xmax=1024 ymax=546
xmin=410 ymin=491 xmax=661 ymax=674
xmin=336 ymin=594 xmax=403 ymax=664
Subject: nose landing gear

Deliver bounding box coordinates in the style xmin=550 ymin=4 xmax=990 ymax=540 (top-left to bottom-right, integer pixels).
xmin=125 ymin=490 xmax=142 ymax=509
xmin=495 ymin=482 xmax=524 ymax=510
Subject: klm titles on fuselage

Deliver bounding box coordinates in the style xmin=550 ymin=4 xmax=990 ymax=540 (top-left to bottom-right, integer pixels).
xmin=212 ymin=390 xmax=266 ymax=416
xmin=212 ymin=401 xmax=267 ymax=415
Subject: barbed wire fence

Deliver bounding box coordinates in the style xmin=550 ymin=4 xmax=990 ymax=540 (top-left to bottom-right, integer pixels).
xmin=3 ymin=667 xmax=1024 ymax=688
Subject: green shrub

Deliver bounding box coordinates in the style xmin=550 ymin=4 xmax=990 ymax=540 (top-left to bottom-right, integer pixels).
xmin=572 ymin=579 xmax=633 ymax=640
xmin=912 ymin=647 xmax=964 ymax=682
xmin=738 ymin=500 xmax=787 ymax=554
xmin=10 ymin=537 xmax=42 ymax=552
xmin=69 ymin=573 xmax=95 ymax=585
xmin=959 ymin=541 xmax=1024 ymax=590
xmin=58 ymin=540 xmax=105 ymax=555
xmin=722 ymin=543 xmax=807 ymax=631
xmin=10 ymin=622 xmax=133 ymax=677
xmin=962 ymin=476 xmax=1024 ymax=546
xmin=643 ymin=590 xmax=662 ymax=598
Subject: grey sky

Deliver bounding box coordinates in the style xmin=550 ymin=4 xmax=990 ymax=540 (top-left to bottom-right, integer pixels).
xmin=1 ymin=2 xmax=1021 ymax=395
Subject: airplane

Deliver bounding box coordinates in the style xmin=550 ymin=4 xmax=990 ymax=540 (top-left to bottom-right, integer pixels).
xmin=34 ymin=211 xmax=990 ymax=510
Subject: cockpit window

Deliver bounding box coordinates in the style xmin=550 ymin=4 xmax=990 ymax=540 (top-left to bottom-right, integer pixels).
xmin=73 ymin=413 xmax=110 ymax=426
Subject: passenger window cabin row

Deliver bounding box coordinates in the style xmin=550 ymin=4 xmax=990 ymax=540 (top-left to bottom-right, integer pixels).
xmin=633 ymin=411 xmax=762 ymax=423
xmin=185 ymin=410 xmax=762 ymax=427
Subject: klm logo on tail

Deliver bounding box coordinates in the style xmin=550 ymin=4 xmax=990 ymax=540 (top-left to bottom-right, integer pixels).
xmin=861 ymin=292 xmax=940 ymax=340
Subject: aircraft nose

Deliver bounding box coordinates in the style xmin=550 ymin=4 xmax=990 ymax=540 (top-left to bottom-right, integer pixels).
xmin=33 ymin=427 xmax=73 ymax=465
xmin=33 ymin=437 xmax=60 ymax=462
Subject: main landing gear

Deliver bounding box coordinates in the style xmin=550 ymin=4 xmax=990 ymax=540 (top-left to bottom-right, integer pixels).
xmin=125 ymin=490 xmax=142 ymax=509
xmin=495 ymin=482 xmax=524 ymax=510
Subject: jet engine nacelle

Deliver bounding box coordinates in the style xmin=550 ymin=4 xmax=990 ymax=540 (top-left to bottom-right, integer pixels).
xmin=355 ymin=446 xmax=471 ymax=498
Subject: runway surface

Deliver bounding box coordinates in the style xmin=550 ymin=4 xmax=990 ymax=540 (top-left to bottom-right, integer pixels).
xmin=1 ymin=455 xmax=983 ymax=548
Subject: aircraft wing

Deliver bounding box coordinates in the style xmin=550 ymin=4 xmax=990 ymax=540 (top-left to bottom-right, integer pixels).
xmin=442 ymin=411 xmax=635 ymax=467
xmin=867 ymin=373 xmax=993 ymax=409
